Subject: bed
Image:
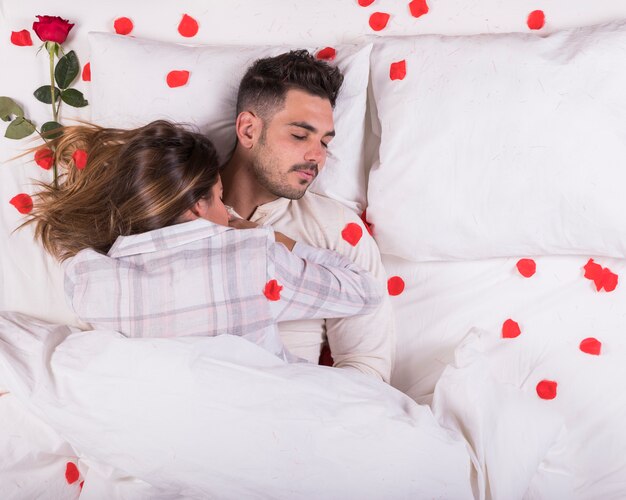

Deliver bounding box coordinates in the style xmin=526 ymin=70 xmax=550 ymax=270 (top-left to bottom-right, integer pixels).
xmin=2 ymin=0 xmax=626 ymax=498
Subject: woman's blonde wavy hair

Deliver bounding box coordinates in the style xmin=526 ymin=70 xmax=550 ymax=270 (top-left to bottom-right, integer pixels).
xmin=25 ymin=120 xmax=220 ymax=261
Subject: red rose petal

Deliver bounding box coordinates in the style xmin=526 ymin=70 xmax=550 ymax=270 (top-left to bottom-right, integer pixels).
xmin=369 ymin=12 xmax=390 ymax=31
xmin=35 ymin=148 xmax=54 ymax=170
xmin=316 ymin=47 xmax=336 ymax=61
xmin=579 ymin=337 xmax=602 ymax=356
xmin=360 ymin=210 xmax=373 ymax=236
xmin=409 ymin=0 xmax=429 ymax=18
xmin=72 ymin=149 xmax=88 ymax=170
xmin=178 ymin=14 xmax=199 ymax=38
xmin=11 ymin=30 xmax=33 ymax=46
xmin=601 ymin=267 xmax=618 ymax=292
xmin=389 ymin=60 xmax=406 ymax=81
xmin=263 ymin=279 xmax=283 ymax=301
xmin=536 ymin=379 xmax=557 ymax=400
xmin=341 ymin=222 xmax=363 ymax=247
xmin=387 ymin=276 xmax=405 ymax=296
xmin=166 ymin=70 xmax=190 ymax=88
xmin=358 ymin=0 xmax=375 ymax=6
xmin=583 ymin=258 xmax=602 ymax=280
xmin=65 ymin=462 xmax=79 ymax=484
xmin=114 ymin=17 xmax=134 ymax=36
xmin=79 ymin=481 xmax=84 ymax=490
xmin=527 ymin=10 xmax=545 ymax=30
xmin=501 ymin=318 xmax=521 ymax=339
xmin=516 ymin=258 xmax=536 ymax=278
xmin=583 ymin=259 xmax=619 ymax=292
xmin=82 ymin=62 xmax=91 ymax=82
xmin=583 ymin=258 xmax=604 ymax=290
xmin=9 ymin=193 xmax=33 ymax=214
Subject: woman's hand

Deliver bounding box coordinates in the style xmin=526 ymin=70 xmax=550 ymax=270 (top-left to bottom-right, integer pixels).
xmin=229 ymin=216 xmax=295 ymax=251
xmin=228 ymin=217 xmax=259 ymax=230
xmin=274 ymin=232 xmax=295 ymax=251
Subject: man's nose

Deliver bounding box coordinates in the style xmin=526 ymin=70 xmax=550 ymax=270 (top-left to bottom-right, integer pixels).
xmin=304 ymin=143 xmax=326 ymax=165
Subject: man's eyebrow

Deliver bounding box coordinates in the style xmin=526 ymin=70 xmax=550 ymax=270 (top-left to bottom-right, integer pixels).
xmin=288 ymin=121 xmax=335 ymax=137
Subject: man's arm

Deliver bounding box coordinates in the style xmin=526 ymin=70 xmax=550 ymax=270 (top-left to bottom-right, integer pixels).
xmin=323 ymin=209 xmax=396 ymax=383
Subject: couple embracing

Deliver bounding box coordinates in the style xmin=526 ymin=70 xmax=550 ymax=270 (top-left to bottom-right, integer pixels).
xmin=28 ymin=50 xmax=395 ymax=382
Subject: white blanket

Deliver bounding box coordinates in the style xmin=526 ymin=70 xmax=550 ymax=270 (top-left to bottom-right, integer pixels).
xmin=0 ymin=312 xmax=475 ymax=499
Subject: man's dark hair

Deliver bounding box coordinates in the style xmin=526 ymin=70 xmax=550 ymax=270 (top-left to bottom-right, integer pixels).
xmin=236 ymin=49 xmax=344 ymax=119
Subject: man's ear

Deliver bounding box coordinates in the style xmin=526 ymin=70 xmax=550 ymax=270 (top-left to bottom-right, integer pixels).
xmin=235 ymin=111 xmax=262 ymax=149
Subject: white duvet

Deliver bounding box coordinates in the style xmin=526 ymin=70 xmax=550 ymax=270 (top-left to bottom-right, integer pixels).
xmin=0 ymin=312 xmax=476 ymax=499
xmin=0 ymin=310 xmax=583 ymax=499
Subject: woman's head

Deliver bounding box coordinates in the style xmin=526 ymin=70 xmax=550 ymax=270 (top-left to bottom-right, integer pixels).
xmin=29 ymin=120 xmax=227 ymax=261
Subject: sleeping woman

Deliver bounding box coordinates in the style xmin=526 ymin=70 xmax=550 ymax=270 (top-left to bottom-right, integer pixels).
xmin=25 ymin=120 xmax=382 ymax=361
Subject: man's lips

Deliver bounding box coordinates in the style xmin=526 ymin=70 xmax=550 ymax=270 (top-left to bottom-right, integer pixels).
xmin=294 ymin=169 xmax=316 ymax=181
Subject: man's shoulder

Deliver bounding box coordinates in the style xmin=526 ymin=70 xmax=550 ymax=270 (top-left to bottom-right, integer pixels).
xmin=281 ymin=192 xmax=381 ymax=261
xmin=293 ymin=191 xmax=362 ymax=223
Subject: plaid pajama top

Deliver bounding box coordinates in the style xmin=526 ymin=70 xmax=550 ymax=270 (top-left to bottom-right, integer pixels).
xmin=63 ymin=218 xmax=382 ymax=360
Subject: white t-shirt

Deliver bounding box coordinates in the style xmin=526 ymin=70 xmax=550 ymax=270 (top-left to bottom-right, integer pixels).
xmin=248 ymin=191 xmax=396 ymax=382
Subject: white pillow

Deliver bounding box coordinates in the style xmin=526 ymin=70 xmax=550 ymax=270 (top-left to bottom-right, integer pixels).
xmin=368 ymin=21 xmax=626 ymax=261
xmin=88 ymin=32 xmax=371 ymax=213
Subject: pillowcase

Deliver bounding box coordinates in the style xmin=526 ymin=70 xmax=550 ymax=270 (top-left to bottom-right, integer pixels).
xmin=88 ymin=32 xmax=371 ymax=213
xmin=368 ymin=21 xmax=626 ymax=261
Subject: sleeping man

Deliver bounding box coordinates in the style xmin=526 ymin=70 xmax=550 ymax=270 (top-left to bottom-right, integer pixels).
xmin=221 ymin=50 xmax=395 ymax=382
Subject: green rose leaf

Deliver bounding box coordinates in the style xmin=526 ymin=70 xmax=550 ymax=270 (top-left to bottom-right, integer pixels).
xmin=55 ymin=50 xmax=80 ymax=89
xmin=34 ymin=85 xmax=62 ymax=104
xmin=0 ymin=97 xmax=24 ymax=122
xmin=5 ymin=117 xmax=36 ymax=140
xmin=61 ymin=88 xmax=88 ymax=108
xmin=41 ymin=121 xmax=64 ymax=140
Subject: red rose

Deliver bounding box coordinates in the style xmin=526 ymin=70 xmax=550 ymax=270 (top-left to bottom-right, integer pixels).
xmin=32 ymin=15 xmax=74 ymax=44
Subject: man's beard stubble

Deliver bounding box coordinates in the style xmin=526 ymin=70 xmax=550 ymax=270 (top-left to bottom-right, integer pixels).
xmin=251 ymin=147 xmax=318 ymax=200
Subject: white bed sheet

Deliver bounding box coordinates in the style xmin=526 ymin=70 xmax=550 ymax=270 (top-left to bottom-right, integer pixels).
xmin=386 ymin=254 xmax=626 ymax=498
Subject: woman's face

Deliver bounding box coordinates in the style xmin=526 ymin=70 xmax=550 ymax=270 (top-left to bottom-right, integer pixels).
xmin=196 ymin=175 xmax=230 ymax=226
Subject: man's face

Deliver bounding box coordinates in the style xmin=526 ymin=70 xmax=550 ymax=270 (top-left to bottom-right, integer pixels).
xmin=249 ymin=89 xmax=335 ymax=200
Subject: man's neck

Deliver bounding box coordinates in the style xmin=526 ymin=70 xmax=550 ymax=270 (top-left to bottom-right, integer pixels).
xmin=221 ymin=148 xmax=279 ymax=220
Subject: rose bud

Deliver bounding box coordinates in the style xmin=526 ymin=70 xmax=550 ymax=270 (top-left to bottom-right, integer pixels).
xmin=32 ymin=15 xmax=74 ymax=44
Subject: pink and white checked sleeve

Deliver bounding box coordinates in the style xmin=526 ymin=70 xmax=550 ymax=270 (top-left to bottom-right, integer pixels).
xmin=266 ymin=240 xmax=383 ymax=322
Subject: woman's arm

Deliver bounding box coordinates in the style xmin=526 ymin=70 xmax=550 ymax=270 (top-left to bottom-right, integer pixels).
xmin=229 ymin=215 xmax=381 ymax=320
xmin=266 ymin=239 xmax=383 ymax=323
